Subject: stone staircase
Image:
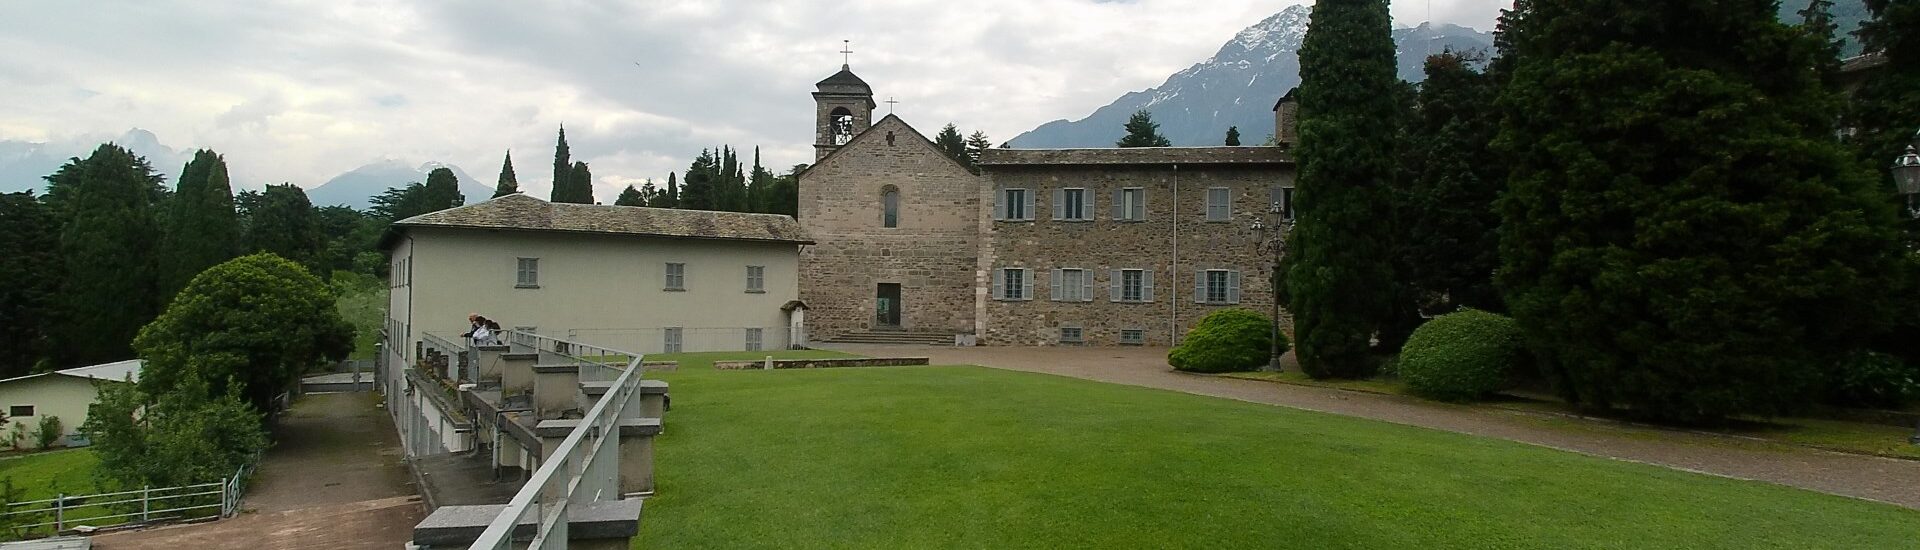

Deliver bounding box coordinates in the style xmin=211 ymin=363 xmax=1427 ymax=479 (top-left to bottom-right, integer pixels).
xmin=821 ymin=331 xmax=956 ymax=345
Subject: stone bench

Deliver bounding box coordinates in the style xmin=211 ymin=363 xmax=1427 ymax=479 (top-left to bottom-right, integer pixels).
xmin=712 ymin=357 xmax=931 ymax=370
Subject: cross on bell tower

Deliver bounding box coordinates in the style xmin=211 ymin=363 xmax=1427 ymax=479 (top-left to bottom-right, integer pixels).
xmin=812 ymin=40 xmax=876 ymax=161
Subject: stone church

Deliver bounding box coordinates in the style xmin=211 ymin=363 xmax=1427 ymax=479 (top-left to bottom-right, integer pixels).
xmin=799 ymin=63 xmax=1298 ymax=347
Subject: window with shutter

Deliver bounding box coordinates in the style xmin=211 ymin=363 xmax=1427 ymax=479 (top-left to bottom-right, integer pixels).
xmin=1060 ymin=188 xmax=1088 ymax=221
xmin=1080 ymin=269 xmax=1093 ymax=302
xmin=1052 ymin=188 xmax=1066 ymax=220
xmin=991 ymin=268 xmax=1005 ymax=300
xmin=1021 ymin=269 xmax=1034 ymax=301
xmin=1001 ymin=189 xmax=1030 ymax=221
xmin=1143 ymin=270 xmax=1155 ymax=302
xmin=1227 ymin=270 xmax=1242 ymax=304
xmin=1206 ymin=187 xmax=1231 ymax=222
xmin=516 ymin=257 xmax=539 ymax=288
xmin=1050 ymin=268 xmax=1066 ymax=301
xmin=1119 ymin=269 xmax=1145 ymax=302
xmin=1193 ymin=270 xmax=1206 ymax=303
xmin=1109 ymin=269 xmax=1123 ymax=301
xmin=994 ymin=189 xmax=1008 ymax=220
xmin=1023 ymin=190 xmax=1036 ymax=221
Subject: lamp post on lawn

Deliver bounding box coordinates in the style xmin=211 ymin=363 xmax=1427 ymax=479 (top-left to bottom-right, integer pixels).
xmin=1895 ymin=130 xmax=1920 ymax=445
xmin=1260 ymin=194 xmax=1289 ymax=372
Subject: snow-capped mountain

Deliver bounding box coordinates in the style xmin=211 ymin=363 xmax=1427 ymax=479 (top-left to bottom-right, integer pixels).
xmin=0 ymin=128 xmax=195 ymax=193
xmin=1008 ymin=5 xmax=1493 ymax=148
xmin=307 ymin=160 xmax=495 ymax=209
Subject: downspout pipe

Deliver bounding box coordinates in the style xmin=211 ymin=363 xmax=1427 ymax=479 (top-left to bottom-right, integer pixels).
xmin=1170 ymin=164 xmax=1180 ymax=345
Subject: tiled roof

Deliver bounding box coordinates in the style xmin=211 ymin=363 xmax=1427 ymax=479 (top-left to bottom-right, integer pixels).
xmin=393 ymin=194 xmax=813 ymax=244
xmin=1841 ymin=51 xmax=1888 ymax=74
xmin=977 ymin=146 xmax=1294 ymax=167
xmin=815 ymin=65 xmax=872 ymax=92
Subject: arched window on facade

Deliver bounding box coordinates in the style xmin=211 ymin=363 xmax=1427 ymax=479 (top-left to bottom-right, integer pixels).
xmin=831 ymin=107 xmax=854 ymax=145
xmin=881 ymin=186 xmax=900 ymax=228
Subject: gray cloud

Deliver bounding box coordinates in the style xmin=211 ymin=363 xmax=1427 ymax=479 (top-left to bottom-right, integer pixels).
xmin=0 ymin=0 xmax=1511 ymax=202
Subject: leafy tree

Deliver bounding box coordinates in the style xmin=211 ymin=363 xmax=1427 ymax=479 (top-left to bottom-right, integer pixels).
xmin=562 ymin=161 xmax=594 ymax=204
xmin=493 ymin=150 xmax=519 ymax=198
xmin=934 ymin=123 xmax=969 ymax=166
xmin=1286 ymin=0 xmax=1401 ymax=379
xmin=84 ymin=372 xmax=267 ymax=492
xmin=615 ymin=184 xmax=645 ymax=206
xmin=1394 ymin=51 xmax=1504 ymax=315
xmin=1116 ymin=110 xmax=1173 ymax=147
xmin=422 ymin=167 xmax=463 ymax=210
xmin=1495 ymin=0 xmax=1907 ymax=422
xmin=1224 ymin=126 xmax=1242 ymax=146
xmin=0 ymin=192 xmax=59 ymax=377
xmin=965 ymin=130 xmax=993 ymax=167
xmin=246 ymin=184 xmax=327 ymax=277
xmin=158 ymin=150 xmax=241 ymax=300
xmin=135 ymin=253 xmax=353 ymax=412
xmin=49 ymin=144 xmax=165 ymax=365
xmin=550 ymin=125 xmax=573 ymax=203
xmin=315 ymin=205 xmax=381 ymax=274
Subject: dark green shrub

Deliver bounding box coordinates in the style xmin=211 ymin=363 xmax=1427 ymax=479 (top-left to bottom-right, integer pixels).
xmin=1169 ymin=309 xmax=1287 ymax=373
xmin=1398 ymin=309 xmax=1522 ymax=401
xmin=34 ymin=416 xmax=60 ymax=451
xmin=1825 ymin=352 xmax=1919 ymax=410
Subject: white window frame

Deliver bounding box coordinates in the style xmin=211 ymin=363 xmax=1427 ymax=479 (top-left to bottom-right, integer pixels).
xmin=1206 ymin=187 xmax=1231 ymax=222
xmin=1051 ymin=268 xmax=1092 ymax=302
xmin=663 ymin=327 xmax=683 ymax=353
xmin=1122 ymin=269 xmax=1144 ymax=302
xmin=746 ymin=265 xmax=766 ymax=293
xmin=997 ymin=188 xmax=1034 ymax=221
xmin=665 ymin=262 xmax=686 ymax=291
xmin=745 ymin=328 xmax=763 ymax=351
xmin=516 ymin=257 xmax=539 ymax=288
xmin=1115 ymin=187 xmax=1146 ymax=222
xmin=993 ymin=267 xmax=1033 ymax=301
xmin=1055 ymin=188 xmax=1090 ymax=221
xmin=1196 ymin=269 xmax=1242 ymax=305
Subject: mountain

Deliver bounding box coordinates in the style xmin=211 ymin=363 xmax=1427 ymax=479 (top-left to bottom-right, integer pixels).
xmin=1011 ymin=1 xmax=1876 ymax=149
xmin=0 ymin=128 xmax=194 ymax=193
xmin=307 ymin=160 xmax=495 ymax=209
xmin=1008 ymin=5 xmax=1493 ymax=148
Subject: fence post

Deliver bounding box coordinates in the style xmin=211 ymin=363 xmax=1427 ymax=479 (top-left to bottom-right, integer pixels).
xmin=141 ymin=485 xmax=150 ymax=522
xmin=53 ymin=492 xmax=62 ymax=533
xmin=220 ymin=477 xmax=230 ymax=517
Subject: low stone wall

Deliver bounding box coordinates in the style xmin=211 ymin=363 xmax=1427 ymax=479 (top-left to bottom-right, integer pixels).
xmin=640 ymin=361 xmax=678 ymax=371
xmin=713 ymin=357 xmax=931 ymax=370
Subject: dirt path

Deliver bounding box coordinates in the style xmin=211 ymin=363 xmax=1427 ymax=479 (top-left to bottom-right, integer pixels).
xmin=92 ymin=392 xmax=423 ymax=548
xmin=827 ymin=344 xmax=1920 ymax=510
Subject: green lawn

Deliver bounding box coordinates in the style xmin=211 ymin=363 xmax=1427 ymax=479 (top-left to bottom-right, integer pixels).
xmin=0 ymin=449 xmax=100 ymax=501
xmin=634 ymin=351 xmax=1920 ymax=549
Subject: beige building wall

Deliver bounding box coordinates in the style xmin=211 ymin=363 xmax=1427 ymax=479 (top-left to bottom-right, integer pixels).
xmin=799 ymin=115 xmax=981 ymax=338
xmin=978 ymin=163 xmax=1294 ymax=346
xmin=0 ymin=376 xmax=114 ymax=449
xmin=388 ymin=227 xmax=801 ymax=357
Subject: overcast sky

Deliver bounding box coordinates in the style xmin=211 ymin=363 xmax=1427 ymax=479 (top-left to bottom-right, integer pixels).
xmin=0 ymin=0 xmax=1509 ymax=201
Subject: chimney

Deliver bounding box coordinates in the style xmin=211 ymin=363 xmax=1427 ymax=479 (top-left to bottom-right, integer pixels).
xmin=1273 ymin=87 xmax=1299 ymax=146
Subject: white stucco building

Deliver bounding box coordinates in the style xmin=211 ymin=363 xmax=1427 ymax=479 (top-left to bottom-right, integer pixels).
xmin=0 ymin=359 xmax=141 ymax=449
xmin=381 ymin=194 xmax=813 ymax=358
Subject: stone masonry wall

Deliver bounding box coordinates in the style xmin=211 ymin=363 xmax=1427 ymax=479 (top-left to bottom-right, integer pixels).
xmin=800 ymin=116 xmax=982 ymax=339
xmin=977 ymin=163 xmax=1296 ymax=346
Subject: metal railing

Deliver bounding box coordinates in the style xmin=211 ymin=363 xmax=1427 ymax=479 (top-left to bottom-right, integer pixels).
xmin=470 ymin=332 xmax=647 ymax=549
xmin=0 ymin=457 xmax=256 ymax=539
xmin=504 ymin=330 xmax=636 ymax=383
xmin=420 ymin=331 xmax=470 ymax=383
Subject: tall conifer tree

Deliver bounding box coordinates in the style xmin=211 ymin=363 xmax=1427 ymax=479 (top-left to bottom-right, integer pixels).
xmin=0 ymin=192 xmax=59 ymax=376
xmin=246 ymin=184 xmax=327 ymax=277
xmin=934 ymin=124 xmax=969 ymax=166
xmin=1286 ymin=0 xmax=1401 ymax=379
xmin=564 ymin=161 xmax=594 ymax=204
xmin=681 ymin=149 xmax=716 ymax=211
xmin=1116 ymin=111 xmax=1173 ymax=147
xmin=50 ymin=144 xmax=165 ymax=364
xmin=550 ymin=126 xmax=572 ymax=202
xmin=158 ymin=150 xmax=241 ymax=300
xmin=1224 ymin=126 xmax=1242 ymax=146
xmin=1496 ymin=0 xmax=1906 ymax=421
xmin=494 ymin=150 xmax=519 ymax=197
xmin=421 ymin=167 xmax=464 ymax=210
xmin=965 ymin=131 xmax=993 ymax=167
xmin=661 ymin=172 xmax=680 ymax=209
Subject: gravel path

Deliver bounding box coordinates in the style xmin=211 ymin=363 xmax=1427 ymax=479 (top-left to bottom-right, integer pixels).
xmin=827 ymin=344 xmax=1920 ymax=510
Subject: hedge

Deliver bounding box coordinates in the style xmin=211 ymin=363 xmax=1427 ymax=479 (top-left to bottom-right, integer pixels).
xmin=1398 ymin=308 xmax=1522 ymax=401
xmin=1169 ymin=309 xmax=1288 ymax=373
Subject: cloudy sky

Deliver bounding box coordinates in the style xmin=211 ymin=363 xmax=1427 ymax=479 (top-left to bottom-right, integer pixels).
xmin=0 ymin=0 xmax=1509 ymax=201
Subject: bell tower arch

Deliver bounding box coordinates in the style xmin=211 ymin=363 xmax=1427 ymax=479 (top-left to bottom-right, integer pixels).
xmin=813 ymin=62 xmax=875 ymax=161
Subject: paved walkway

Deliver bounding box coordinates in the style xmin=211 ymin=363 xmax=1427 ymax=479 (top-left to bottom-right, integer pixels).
xmin=827 ymin=344 xmax=1920 ymax=510
xmin=93 ymin=392 xmax=424 ymax=548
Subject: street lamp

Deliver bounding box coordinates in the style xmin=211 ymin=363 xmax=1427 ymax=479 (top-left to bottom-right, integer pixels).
xmin=1894 ymin=143 xmax=1920 ymax=219
xmin=1264 ymin=197 xmax=1288 ymax=372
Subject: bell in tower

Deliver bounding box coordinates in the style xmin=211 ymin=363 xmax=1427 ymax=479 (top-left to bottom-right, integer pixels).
xmin=813 ymin=53 xmax=875 ymax=161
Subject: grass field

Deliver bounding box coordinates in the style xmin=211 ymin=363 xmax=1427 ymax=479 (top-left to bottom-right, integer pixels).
xmin=0 ymin=449 xmax=100 ymax=501
xmin=331 ymin=271 xmax=386 ymax=361
xmin=633 ymin=351 xmax=1920 ymax=549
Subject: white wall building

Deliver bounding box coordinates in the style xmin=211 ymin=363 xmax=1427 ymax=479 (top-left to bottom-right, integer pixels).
xmin=381 ymin=194 xmax=812 ymax=358
xmin=0 ymin=359 xmax=141 ymax=449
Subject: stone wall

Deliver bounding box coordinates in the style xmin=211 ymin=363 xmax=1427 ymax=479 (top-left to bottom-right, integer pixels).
xmin=977 ymin=163 xmax=1296 ymax=346
xmin=713 ymin=357 xmax=932 ymax=370
xmin=799 ymin=116 xmax=982 ymax=339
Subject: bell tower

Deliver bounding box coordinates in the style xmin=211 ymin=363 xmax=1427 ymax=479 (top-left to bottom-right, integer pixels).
xmin=813 ymin=51 xmax=876 ymax=161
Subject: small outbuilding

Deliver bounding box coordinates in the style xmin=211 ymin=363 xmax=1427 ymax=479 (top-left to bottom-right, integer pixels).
xmin=0 ymin=359 xmax=142 ymax=449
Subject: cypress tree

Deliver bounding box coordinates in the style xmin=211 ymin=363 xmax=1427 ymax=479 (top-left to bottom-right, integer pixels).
xmin=550 ymin=125 xmax=572 ymax=203
xmin=50 ymin=143 xmax=165 ymax=365
xmin=1225 ymin=126 xmax=1242 ymax=146
xmin=748 ymin=147 xmax=773 ymax=213
xmin=1286 ymin=0 xmax=1401 ymax=379
xmin=422 ymin=167 xmax=464 ymax=210
xmin=661 ymin=172 xmax=680 ymax=208
xmin=0 ymin=192 xmax=60 ymax=376
xmin=1116 ymin=110 xmax=1173 ymax=147
xmin=615 ymin=184 xmax=645 ymax=206
xmin=1496 ymin=0 xmax=1906 ymax=421
xmin=494 ymin=150 xmax=519 ymax=198
xmin=1394 ymin=52 xmax=1503 ymax=315
xmin=564 ymin=161 xmax=594 ymax=204
xmin=158 ymin=150 xmax=241 ymax=301
xmin=246 ymin=184 xmax=327 ymax=277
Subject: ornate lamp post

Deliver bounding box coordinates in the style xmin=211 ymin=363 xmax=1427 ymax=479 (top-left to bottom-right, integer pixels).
xmin=1258 ymin=196 xmax=1288 ymax=372
xmin=1895 ymin=140 xmax=1920 ymax=219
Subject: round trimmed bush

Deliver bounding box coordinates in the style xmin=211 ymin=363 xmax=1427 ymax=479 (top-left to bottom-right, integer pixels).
xmin=1169 ymin=309 xmax=1287 ymax=373
xmin=1398 ymin=308 xmax=1522 ymax=401
xmin=1825 ymin=351 xmax=1919 ymax=409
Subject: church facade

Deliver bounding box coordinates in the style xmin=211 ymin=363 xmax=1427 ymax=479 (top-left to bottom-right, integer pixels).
xmin=799 ymin=65 xmax=1298 ymax=346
